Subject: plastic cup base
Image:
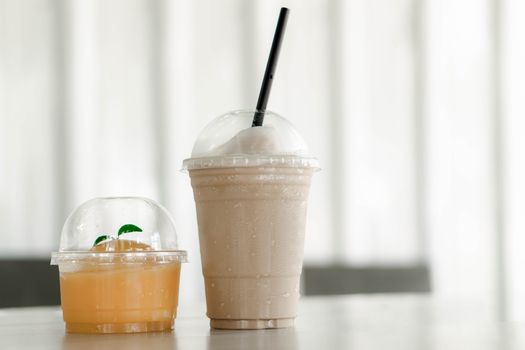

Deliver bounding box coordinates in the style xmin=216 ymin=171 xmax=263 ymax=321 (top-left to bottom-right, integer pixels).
xmin=210 ymin=318 xmax=295 ymax=330
xmin=65 ymin=320 xmax=174 ymax=334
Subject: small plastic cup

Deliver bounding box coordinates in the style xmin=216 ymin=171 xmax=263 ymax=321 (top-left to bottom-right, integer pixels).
xmin=51 ymin=197 xmax=188 ymax=334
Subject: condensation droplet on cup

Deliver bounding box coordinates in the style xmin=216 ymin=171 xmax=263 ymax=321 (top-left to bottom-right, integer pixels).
xmin=211 ymin=283 xmax=215 ymax=288
xmin=282 ymin=292 xmax=290 ymax=298
xmin=267 ymin=319 xmax=275 ymax=328
xmin=266 ymin=299 xmax=271 ymax=305
xmin=271 ymin=240 xmax=276 ymax=246
xmin=213 ymin=240 xmax=217 ymax=245
xmin=220 ymin=302 xmax=225 ymax=308
xmin=226 ymin=314 xmax=231 ymax=319
xmin=256 ymin=274 xmax=261 ymax=279
xmin=251 ymin=234 xmax=256 ymax=239
xmin=227 ymin=267 xmax=232 ymax=272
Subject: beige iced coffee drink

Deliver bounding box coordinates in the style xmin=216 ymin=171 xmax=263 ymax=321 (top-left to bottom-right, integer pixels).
xmin=184 ymin=110 xmax=319 ymax=329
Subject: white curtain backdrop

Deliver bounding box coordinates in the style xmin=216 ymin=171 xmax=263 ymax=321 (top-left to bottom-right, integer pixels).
xmin=1 ymin=0 xmax=523 ymax=320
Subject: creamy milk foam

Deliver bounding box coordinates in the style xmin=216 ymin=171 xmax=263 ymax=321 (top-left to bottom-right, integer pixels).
xmin=207 ymin=126 xmax=284 ymax=155
xmin=185 ymin=111 xmax=318 ymax=329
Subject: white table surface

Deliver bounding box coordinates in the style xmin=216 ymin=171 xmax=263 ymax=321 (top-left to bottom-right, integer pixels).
xmin=1 ymin=294 xmax=523 ymax=350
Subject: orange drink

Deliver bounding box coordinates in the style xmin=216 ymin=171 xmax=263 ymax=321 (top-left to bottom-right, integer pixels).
xmin=59 ymin=240 xmax=182 ymax=333
xmin=51 ymin=197 xmax=188 ymax=334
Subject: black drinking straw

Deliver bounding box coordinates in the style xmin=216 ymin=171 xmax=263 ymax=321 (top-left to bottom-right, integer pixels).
xmin=252 ymin=7 xmax=290 ymax=127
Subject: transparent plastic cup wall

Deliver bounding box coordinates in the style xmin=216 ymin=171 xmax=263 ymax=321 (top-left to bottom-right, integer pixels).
xmin=183 ymin=110 xmax=319 ymax=329
xmin=51 ymin=197 xmax=188 ymax=334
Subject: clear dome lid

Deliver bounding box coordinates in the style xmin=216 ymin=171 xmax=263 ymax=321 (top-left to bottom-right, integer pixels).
xmin=51 ymin=197 xmax=187 ymax=265
xmin=182 ymin=110 xmax=319 ymax=170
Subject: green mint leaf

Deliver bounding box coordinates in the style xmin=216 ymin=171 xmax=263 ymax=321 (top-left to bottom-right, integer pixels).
xmin=117 ymin=224 xmax=143 ymax=237
xmin=93 ymin=235 xmax=111 ymax=246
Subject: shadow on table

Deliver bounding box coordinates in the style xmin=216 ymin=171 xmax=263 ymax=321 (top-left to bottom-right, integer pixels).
xmin=208 ymin=328 xmax=298 ymax=350
xmin=61 ymin=332 xmax=177 ymax=350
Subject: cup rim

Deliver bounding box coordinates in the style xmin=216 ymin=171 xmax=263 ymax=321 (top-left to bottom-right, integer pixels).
xmin=50 ymin=250 xmax=188 ymax=265
xmin=182 ymin=154 xmax=320 ymax=172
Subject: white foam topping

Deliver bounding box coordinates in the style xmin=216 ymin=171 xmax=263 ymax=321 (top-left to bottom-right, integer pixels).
xmin=208 ymin=126 xmax=285 ymax=156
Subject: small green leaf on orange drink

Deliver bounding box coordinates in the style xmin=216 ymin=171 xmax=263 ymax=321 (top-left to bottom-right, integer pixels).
xmin=93 ymin=235 xmax=111 ymax=247
xmin=117 ymin=224 xmax=143 ymax=237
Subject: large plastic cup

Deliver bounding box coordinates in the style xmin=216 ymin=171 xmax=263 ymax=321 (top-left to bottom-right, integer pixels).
xmin=51 ymin=197 xmax=188 ymax=334
xmin=183 ymin=110 xmax=319 ymax=329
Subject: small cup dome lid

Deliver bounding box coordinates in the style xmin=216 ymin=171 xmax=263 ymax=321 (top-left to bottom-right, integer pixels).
xmin=51 ymin=197 xmax=187 ymax=265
